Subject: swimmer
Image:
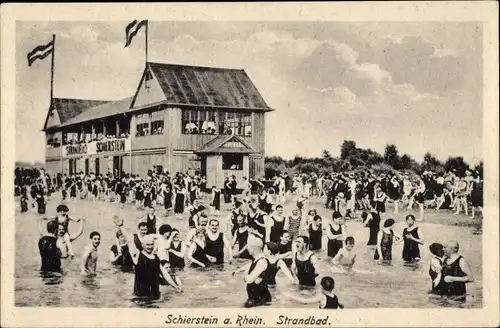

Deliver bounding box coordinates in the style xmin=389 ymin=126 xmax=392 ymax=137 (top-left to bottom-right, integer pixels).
xmin=243 ymin=237 xmax=271 ymax=307
xmin=110 ymin=230 xmax=134 ymax=271
xmin=292 ymin=236 xmax=319 ymax=287
xmin=283 ymin=276 xmax=344 ymax=309
xmin=56 ymin=219 xmax=85 ymax=259
xmin=41 ymin=204 xmax=82 ymax=258
xmin=331 ymin=236 xmax=356 ymax=272
xmin=428 ymin=243 xmax=446 ymax=295
xmin=159 ymin=261 xmax=183 ymax=293
xmin=205 ymin=219 xmax=233 ymax=265
xmin=38 ymin=220 xmax=63 ymax=273
xmin=80 ymin=231 xmax=101 ymax=276
xmin=263 ymin=242 xmax=298 ymax=286
xmin=168 ymin=229 xmax=186 ymax=271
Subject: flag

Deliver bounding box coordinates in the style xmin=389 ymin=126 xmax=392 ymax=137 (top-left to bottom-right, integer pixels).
xmin=27 ymin=40 xmax=54 ymax=67
xmin=124 ymin=20 xmax=148 ymax=48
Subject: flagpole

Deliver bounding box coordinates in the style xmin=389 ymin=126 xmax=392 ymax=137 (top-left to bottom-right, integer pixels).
xmin=145 ymin=20 xmax=149 ymax=65
xmin=50 ymin=34 xmax=55 ymax=104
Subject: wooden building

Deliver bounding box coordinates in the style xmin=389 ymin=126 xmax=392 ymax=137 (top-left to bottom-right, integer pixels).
xmin=43 ymin=62 xmax=274 ymax=187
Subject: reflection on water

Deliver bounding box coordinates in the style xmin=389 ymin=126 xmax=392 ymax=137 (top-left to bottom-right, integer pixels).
xmin=14 ymin=197 xmax=482 ymax=308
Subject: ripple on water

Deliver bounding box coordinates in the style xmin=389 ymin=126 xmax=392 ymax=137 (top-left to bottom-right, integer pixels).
xmin=14 ymin=196 xmax=482 ymax=308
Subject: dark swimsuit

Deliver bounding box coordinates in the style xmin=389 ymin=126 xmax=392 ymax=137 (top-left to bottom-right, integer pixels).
xmin=295 ymin=253 xmax=317 ymax=287
xmin=246 ymin=257 xmax=271 ymax=306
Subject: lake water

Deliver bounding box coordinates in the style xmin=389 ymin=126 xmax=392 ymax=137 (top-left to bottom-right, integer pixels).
xmin=15 ymin=194 xmax=482 ymax=308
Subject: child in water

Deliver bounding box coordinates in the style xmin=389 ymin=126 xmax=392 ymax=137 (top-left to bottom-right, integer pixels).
xmin=331 ymin=236 xmax=357 ymax=272
xmin=428 ymin=243 xmax=446 ymax=295
xmin=374 ymin=218 xmax=402 ymax=263
xmin=41 ymin=205 xmax=82 ymax=258
xmin=402 ymin=214 xmax=425 ymax=262
xmin=283 ymin=276 xmax=344 ymax=309
xmin=80 ymin=231 xmax=101 ymax=276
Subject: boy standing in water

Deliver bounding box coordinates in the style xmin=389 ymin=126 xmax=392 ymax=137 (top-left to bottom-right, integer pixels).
xmin=283 ymin=276 xmax=344 ymax=309
xmin=331 ymin=236 xmax=357 ymax=272
xmin=80 ymin=231 xmax=101 ymax=276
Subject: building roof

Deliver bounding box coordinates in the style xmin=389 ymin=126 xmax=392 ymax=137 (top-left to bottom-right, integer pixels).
xmin=52 ymin=98 xmax=110 ymax=124
xmin=60 ymin=97 xmax=134 ymax=127
xmin=195 ymin=135 xmax=256 ymax=154
xmin=147 ymin=62 xmax=272 ymax=111
xmin=46 ymin=62 xmax=273 ymax=129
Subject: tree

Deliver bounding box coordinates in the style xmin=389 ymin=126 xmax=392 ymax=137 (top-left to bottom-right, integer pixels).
xmin=474 ymin=161 xmax=483 ymax=179
xmin=423 ymin=152 xmax=442 ymax=170
xmin=322 ymin=150 xmax=333 ymax=161
xmin=384 ymin=144 xmax=399 ymax=168
xmin=398 ymin=154 xmax=412 ymax=170
xmin=340 ymin=140 xmax=357 ymax=160
xmin=444 ymin=156 xmax=469 ymax=176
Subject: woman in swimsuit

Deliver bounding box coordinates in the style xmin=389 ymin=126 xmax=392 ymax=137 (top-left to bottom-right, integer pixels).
xmin=263 ymin=242 xmax=298 ymax=287
xmin=187 ymin=227 xmax=210 ymax=268
xmin=243 ymin=237 xmax=271 ymax=307
xmin=292 ymin=236 xmax=319 ymax=287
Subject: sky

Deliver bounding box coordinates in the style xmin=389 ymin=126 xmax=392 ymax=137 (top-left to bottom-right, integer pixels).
xmin=15 ymin=21 xmax=483 ymax=164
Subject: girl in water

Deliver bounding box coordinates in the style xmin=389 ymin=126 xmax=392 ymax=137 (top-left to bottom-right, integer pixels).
xmin=283 ymin=276 xmax=344 ymax=309
xmin=428 ymin=243 xmax=446 ymax=295
xmin=262 ymin=242 xmax=298 ymax=287
xmin=41 ymin=205 xmax=82 ymax=258
xmin=362 ymin=202 xmax=381 ymax=248
xmin=187 ymin=227 xmax=210 ymax=268
xmin=285 ymin=208 xmax=304 ymax=241
xmin=374 ymin=218 xmax=402 ymax=263
xmin=110 ymin=230 xmax=135 ymax=272
xmin=292 ymin=236 xmax=319 ymax=287
xmin=402 ymin=214 xmax=425 ymax=262
xmin=168 ymin=229 xmax=186 ymax=272
xmin=232 ymin=215 xmax=253 ymax=260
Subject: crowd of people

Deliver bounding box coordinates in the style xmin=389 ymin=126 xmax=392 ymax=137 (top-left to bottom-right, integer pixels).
xmin=15 ymin=165 xmax=481 ymax=308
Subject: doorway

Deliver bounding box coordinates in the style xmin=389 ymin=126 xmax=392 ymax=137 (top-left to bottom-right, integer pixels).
xmin=200 ymin=155 xmax=207 ymax=178
xmin=85 ymin=159 xmax=89 ymax=175
xmin=113 ymin=156 xmax=123 ymax=177
xmin=95 ymin=158 xmax=100 ymax=176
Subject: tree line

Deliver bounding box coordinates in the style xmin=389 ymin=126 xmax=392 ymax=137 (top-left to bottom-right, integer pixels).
xmin=264 ymin=140 xmax=483 ymax=179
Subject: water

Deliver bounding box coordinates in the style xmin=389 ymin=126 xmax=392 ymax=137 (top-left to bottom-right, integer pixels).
xmin=15 ymin=195 xmax=482 ymax=308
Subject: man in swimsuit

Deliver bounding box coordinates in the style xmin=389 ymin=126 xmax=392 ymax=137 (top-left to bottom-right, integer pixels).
xmin=442 ymin=241 xmax=474 ymax=300
xmin=80 ymin=231 xmax=101 ymax=276
xmin=205 ymin=219 xmax=233 ymax=265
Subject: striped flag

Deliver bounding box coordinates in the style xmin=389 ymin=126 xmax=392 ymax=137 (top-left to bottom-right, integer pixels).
xmin=124 ymin=20 xmax=148 ymax=48
xmin=27 ymin=40 xmax=54 ymax=66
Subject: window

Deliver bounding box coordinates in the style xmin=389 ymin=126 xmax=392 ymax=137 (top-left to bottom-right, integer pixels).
xmin=46 ymin=132 xmax=61 ymax=148
xmin=182 ymin=109 xmax=216 ymax=135
xmin=136 ymin=110 xmax=164 ymax=137
xmin=136 ymin=123 xmax=150 ymax=137
xmin=136 ymin=113 xmax=150 ymax=137
xmin=218 ymin=112 xmax=252 ymax=137
xmin=151 ymin=110 xmax=164 ymax=135
xmin=151 ymin=120 xmax=164 ymax=135
xmin=222 ymin=154 xmax=243 ymax=170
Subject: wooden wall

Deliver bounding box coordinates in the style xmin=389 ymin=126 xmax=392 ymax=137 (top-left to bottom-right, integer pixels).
xmin=131 ymin=152 xmax=166 ymax=177
xmin=45 ymin=147 xmax=61 ymax=159
xmin=249 ymin=156 xmax=264 ymax=179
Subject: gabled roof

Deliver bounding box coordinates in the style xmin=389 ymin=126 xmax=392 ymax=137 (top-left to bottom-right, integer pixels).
xmin=146 ymin=62 xmax=273 ymax=111
xmin=44 ymin=98 xmax=111 ymax=130
xmin=195 ymin=135 xmax=256 ymax=154
xmin=60 ymin=97 xmax=134 ymax=127
xmin=52 ymin=98 xmax=110 ymax=123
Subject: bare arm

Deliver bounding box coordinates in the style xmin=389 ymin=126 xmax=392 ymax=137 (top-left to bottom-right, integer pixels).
xmin=80 ymin=246 xmax=91 ymax=274
xmin=244 ymin=259 xmax=267 ymax=283
xmin=223 ymin=234 xmax=233 ymax=260
xmin=69 ymin=218 xmax=85 ymax=241
xmin=278 ymin=259 xmax=298 ymax=284
xmin=187 ymin=242 xmax=205 ymax=268
xmin=232 ymin=261 xmax=252 ymax=275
